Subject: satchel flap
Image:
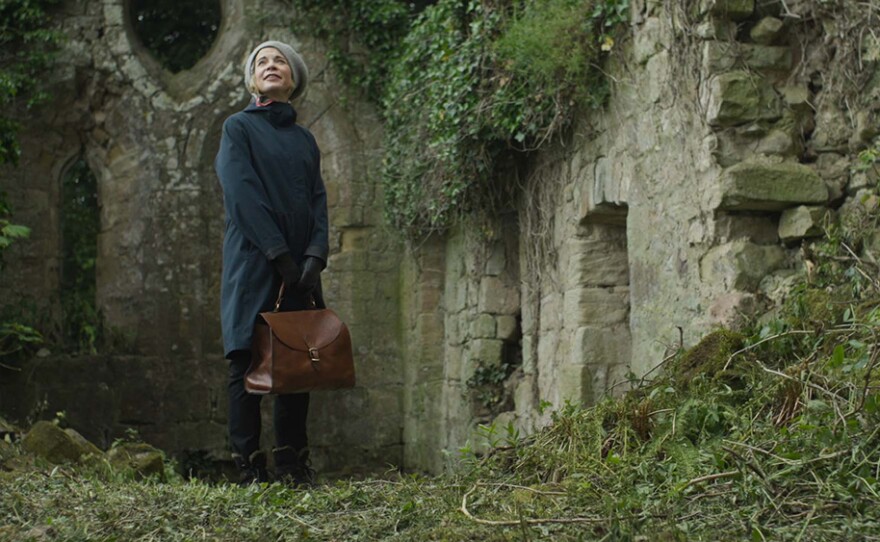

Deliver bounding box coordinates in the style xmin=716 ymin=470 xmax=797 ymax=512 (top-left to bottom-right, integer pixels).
xmin=259 ymin=309 xmax=345 ymax=351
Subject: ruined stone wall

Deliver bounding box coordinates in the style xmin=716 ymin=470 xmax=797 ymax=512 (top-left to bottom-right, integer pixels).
xmin=0 ymin=0 xmax=402 ymax=475
xmin=400 ymin=0 xmax=880 ymax=472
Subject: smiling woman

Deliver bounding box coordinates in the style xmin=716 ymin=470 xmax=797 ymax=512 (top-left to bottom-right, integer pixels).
xmin=215 ymin=40 xmax=326 ymax=486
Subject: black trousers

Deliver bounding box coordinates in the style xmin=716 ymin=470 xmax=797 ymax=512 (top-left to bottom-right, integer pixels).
xmin=227 ymin=349 xmax=309 ymax=459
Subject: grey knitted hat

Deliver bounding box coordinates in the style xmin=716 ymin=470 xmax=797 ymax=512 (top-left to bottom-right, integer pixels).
xmin=244 ymin=40 xmax=309 ymax=101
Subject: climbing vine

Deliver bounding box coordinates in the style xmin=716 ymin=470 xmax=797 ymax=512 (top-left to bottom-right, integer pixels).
xmin=383 ymin=0 xmax=628 ymax=237
xmin=291 ymin=0 xmax=629 ymax=238
xmin=290 ymin=0 xmax=418 ymax=101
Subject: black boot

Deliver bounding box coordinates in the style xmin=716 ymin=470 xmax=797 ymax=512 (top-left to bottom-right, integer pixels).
xmin=273 ymin=446 xmax=315 ymax=487
xmin=232 ymin=450 xmax=269 ymax=485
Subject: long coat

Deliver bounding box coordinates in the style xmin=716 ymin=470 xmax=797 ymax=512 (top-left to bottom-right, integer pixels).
xmin=215 ymin=99 xmax=329 ymax=358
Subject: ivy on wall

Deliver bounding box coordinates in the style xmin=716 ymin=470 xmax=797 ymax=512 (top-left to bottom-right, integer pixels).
xmin=292 ymin=0 xmax=629 ymax=238
xmin=0 ymin=0 xmax=62 ymax=366
xmin=0 ymin=0 xmax=62 ymax=165
xmin=290 ymin=0 xmax=419 ymax=100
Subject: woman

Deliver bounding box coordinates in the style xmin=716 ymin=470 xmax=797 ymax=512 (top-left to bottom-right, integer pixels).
xmin=215 ymin=40 xmax=328 ymax=485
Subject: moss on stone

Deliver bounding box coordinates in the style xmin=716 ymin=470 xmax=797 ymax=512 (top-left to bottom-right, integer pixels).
xmin=673 ymin=329 xmax=746 ymax=382
xmin=107 ymin=443 xmax=166 ymax=481
xmin=21 ymin=421 xmax=90 ymax=465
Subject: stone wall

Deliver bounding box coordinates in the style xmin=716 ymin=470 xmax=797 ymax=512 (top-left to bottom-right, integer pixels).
xmin=0 ymin=0 xmax=402 ymax=475
xmin=399 ymin=0 xmax=880 ymax=472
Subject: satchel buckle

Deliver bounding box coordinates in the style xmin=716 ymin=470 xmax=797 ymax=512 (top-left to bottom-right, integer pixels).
xmin=308 ymin=347 xmax=320 ymax=363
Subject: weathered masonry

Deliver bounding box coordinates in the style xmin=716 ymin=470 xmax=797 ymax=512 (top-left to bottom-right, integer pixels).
xmin=1 ymin=0 xmax=877 ymax=474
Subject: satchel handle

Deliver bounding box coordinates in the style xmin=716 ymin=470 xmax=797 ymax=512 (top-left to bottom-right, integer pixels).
xmin=274 ymin=283 xmax=317 ymax=312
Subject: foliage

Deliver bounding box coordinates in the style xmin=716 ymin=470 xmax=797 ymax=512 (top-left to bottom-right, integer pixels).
xmin=855 ymin=136 xmax=880 ymax=175
xmin=0 ymin=0 xmax=62 ymax=165
xmin=60 ymin=158 xmax=101 ymax=354
xmin=0 ymin=0 xmax=61 ymax=368
xmin=129 ymin=0 xmax=220 ymax=73
xmin=467 ymin=359 xmax=516 ymax=409
xmin=289 ymin=0 xmax=419 ymax=101
xmin=290 ymin=0 xmax=628 ymax=238
xmin=382 ymin=0 xmax=629 ymax=237
xmin=0 ymin=193 xmax=43 ymax=368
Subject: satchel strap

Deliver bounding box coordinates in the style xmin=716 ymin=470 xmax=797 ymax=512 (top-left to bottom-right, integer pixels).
xmin=274 ymin=284 xmax=317 ymax=312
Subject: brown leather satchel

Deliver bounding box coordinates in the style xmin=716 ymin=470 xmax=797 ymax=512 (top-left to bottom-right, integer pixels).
xmin=245 ymin=286 xmax=355 ymax=394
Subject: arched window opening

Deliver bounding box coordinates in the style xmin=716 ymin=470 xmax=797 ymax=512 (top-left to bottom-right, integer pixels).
xmin=129 ymin=0 xmax=221 ymax=73
xmin=61 ymin=158 xmax=100 ymax=353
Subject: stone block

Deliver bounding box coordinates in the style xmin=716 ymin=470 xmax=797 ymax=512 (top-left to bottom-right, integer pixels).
xmin=514 ymin=376 xmax=537 ymax=420
xmin=563 ymin=287 xmax=629 ymax=329
xmin=22 ymin=421 xmax=92 ymax=464
xmin=778 ymin=205 xmax=831 ymax=242
xmin=695 ymin=17 xmax=737 ymax=40
xmin=106 ymin=443 xmax=166 ymax=480
xmin=848 ymin=169 xmax=879 ymax=195
xmin=444 ymin=345 xmax=464 ymax=381
xmin=539 ymin=293 xmax=562 ymax=333
xmin=702 ymin=0 xmax=754 ymax=20
xmin=750 ymin=16 xmax=784 ymax=44
xmin=634 ymin=17 xmax=663 ymax=64
xmin=496 ymin=315 xmax=518 ymax=341
xmin=707 ymin=291 xmax=761 ymax=327
xmin=714 ymin=214 xmax=779 ymax=244
xmin=565 ymin=238 xmax=629 ymax=288
xmin=703 ymin=42 xmax=793 ymax=73
xmin=719 ymin=159 xmax=828 ymax=211
xmin=521 ymin=334 xmax=536 ymax=374
xmin=460 ymin=339 xmax=505 ymax=383
xmin=755 ymin=129 xmax=796 ymax=156
xmin=779 ymin=85 xmax=811 ymax=112
xmin=579 ymin=156 xmax=629 ymax=223
xmin=485 ymin=243 xmax=506 ymax=276
xmin=469 ymin=314 xmax=497 ymax=339
xmin=706 ymin=71 xmax=782 ymax=127
xmin=570 ymin=325 xmax=632 ymax=368
xmin=558 ymin=364 xmax=591 ymax=405
xmin=64 ymin=428 xmax=103 ymax=459
xmin=468 ymin=339 xmax=504 ymax=367
xmin=700 ymin=239 xmax=787 ymax=291
xmin=478 ymin=276 xmax=520 ymax=314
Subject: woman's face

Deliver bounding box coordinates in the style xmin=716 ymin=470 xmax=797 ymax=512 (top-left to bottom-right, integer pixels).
xmin=253 ymin=47 xmax=294 ymax=100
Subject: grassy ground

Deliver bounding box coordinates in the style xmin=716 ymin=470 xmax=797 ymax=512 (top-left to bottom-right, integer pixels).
xmin=2 ymin=205 xmax=879 ymax=542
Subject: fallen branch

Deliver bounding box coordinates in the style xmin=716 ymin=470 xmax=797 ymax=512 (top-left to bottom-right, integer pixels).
xmin=722 ymin=331 xmax=814 ymax=371
xmin=680 ymin=470 xmax=739 ymax=490
xmin=460 ymin=484 xmax=646 ymax=526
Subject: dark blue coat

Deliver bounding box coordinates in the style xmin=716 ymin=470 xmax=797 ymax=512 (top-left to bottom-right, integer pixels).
xmin=215 ymin=100 xmax=329 ymax=358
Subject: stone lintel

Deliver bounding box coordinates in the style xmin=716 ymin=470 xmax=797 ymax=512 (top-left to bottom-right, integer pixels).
xmin=719 ymin=160 xmax=828 ymax=211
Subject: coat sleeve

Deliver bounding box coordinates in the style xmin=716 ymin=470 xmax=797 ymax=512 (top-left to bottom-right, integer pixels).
xmin=215 ymin=117 xmax=289 ymax=260
xmin=303 ymin=134 xmax=329 ymax=265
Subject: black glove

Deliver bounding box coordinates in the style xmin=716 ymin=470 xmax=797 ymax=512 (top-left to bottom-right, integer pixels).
xmin=271 ymin=252 xmax=301 ymax=290
xmin=294 ymin=257 xmax=324 ymax=297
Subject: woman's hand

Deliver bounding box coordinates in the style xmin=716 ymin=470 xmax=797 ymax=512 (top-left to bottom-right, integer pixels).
xmin=272 ymin=253 xmax=301 ymax=290
xmin=294 ymin=257 xmax=323 ymax=298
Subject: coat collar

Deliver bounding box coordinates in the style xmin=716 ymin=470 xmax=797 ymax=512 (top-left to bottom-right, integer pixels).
xmin=244 ymin=98 xmax=297 ymax=127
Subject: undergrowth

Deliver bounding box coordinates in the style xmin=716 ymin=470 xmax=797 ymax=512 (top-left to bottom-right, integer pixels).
xmin=2 ymin=193 xmax=879 ymax=540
